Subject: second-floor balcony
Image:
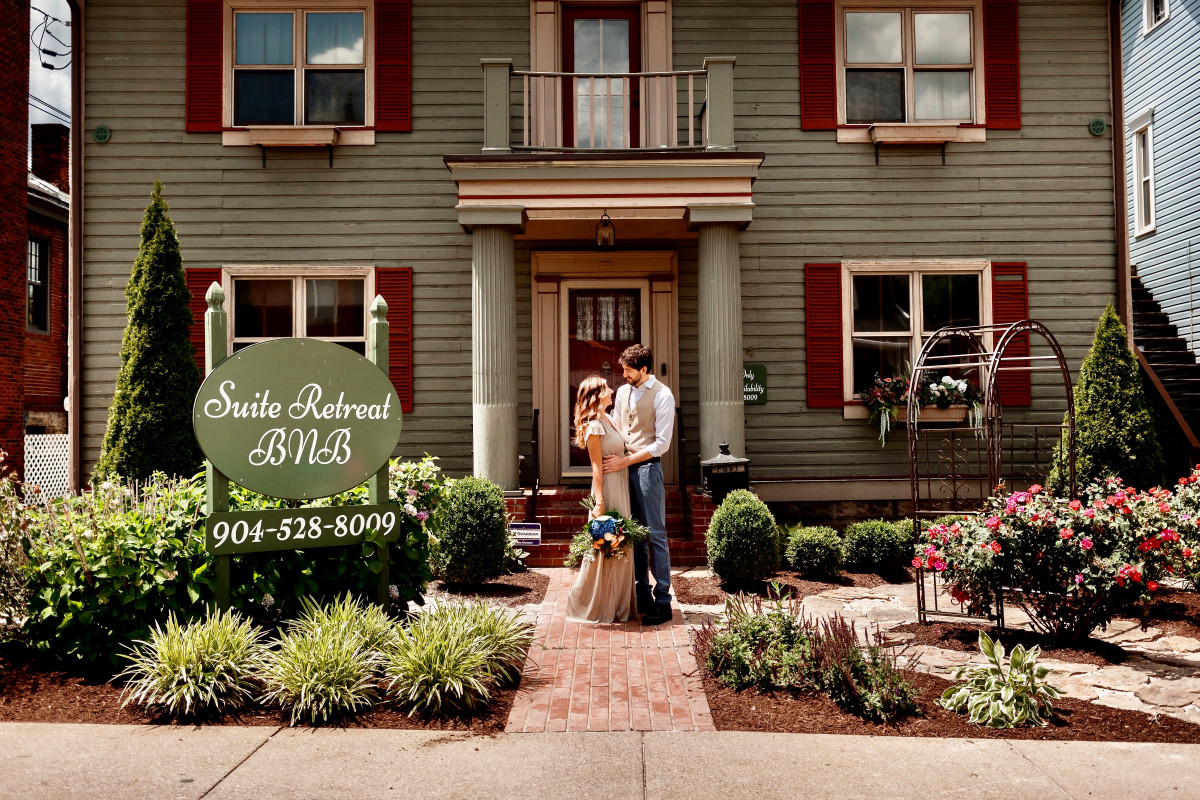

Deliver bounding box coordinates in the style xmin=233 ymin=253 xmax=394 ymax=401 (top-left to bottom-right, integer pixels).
xmin=481 ymin=57 xmax=737 ymax=154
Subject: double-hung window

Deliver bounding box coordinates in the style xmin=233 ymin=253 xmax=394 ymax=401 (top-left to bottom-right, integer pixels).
xmin=1144 ymin=0 xmax=1168 ymax=33
xmin=845 ymin=262 xmax=987 ymax=400
xmin=840 ymin=4 xmax=981 ymax=125
xmin=231 ymin=6 xmax=369 ymax=127
xmin=27 ymin=238 xmax=48 ymax=333
xmin=229 ymin=268 xmax=372 ymax=354
xmin=1133 ymin=118 xmax=1156 ymax=236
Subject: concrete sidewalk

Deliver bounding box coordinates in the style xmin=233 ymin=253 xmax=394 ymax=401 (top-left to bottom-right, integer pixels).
xmin=3 ymin=724 xmax=1200 ymax=800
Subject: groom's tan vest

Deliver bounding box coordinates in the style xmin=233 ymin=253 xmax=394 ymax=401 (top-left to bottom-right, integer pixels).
xmin=619 ymin=380 xmax=663 ymax=453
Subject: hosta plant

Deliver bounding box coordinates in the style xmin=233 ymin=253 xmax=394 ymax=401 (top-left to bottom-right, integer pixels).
xmin=260 ymin=621 xmax=382 ymax=725
xmin=117 ymin=609 xmax=268 ymax=717
xmin=939 ymin=631 xmax=1061 ymax=728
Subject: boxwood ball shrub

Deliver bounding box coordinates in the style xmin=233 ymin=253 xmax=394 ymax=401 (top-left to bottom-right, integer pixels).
xmin=435 ymin=476 xmax=509 ymax=584
xmin=783 ymin=525 xmax=842 ymax=578
xmin=842 ymin=519 xmax=907 ymax=574
xmin=706 ymin=490 xmax=779 ymax=583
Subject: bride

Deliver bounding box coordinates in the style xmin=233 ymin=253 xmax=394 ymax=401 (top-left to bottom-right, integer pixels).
xmin=565 ymin=376 xmax=638 ymax=623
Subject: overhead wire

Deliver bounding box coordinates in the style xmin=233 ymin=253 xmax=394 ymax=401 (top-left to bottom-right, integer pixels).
xmin=31 ymin=6 xmax=72 ymax=70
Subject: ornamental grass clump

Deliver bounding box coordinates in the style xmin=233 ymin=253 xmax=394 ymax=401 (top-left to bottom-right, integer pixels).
xmin=117 ymin=609 xmax=267 ymax=718
xmin=293 ymin=593 xmax=398 ymax=653
xmin=384 ymin=601 xmax=533 ymax=715
xmin=706 ymin=490 xmax=779 ymax=583
xmin=921 ymin=480 xmax=1183 ymax=640
xmin=783 ymin=525 xmax=843 ymax=579
xmin=810 ymin=614 xmax=919 ymax=723
xmin=939 ymin=632 xmax=1062 ymax=728
xmin=260 ymin=620 xmax=382 ymax=725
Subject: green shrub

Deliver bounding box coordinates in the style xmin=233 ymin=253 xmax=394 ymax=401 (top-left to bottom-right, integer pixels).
xmin=261 ymin=620 xmax=381 ymax=725
xmin=706 ymin=490 xmax=779 ymax=583
xmin=95 ymin=180 xmax=203 ymax=483
xmin=117 ymin=609 xmax=267 ymax=717
xmin=1048 ymin=304 xmax=1165 ymax=494
xmin=293 ymin=593 xmax=398 ymax=653
xmin=434 ymin=477 xmax=509 ymax=584
xmin=0 ymin=453 xmax=29 ymax=635
xmin=842 ymin=519 xmax=907 ymax=573
xmin=384 ymin=600 xmax=533 ymax=714
xmin=783 ymin=526 xmax=842 ymax=578
xmin=939 ymin=632 xmax=1061 ymax=728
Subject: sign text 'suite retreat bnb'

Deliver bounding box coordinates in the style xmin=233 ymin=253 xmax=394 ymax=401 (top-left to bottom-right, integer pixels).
xmin=194 ymin=285 xmax=402 ymax=607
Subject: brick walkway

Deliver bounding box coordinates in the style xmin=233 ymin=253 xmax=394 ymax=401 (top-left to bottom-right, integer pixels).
xmin=505 ymin=568 xmax=714 ymax=732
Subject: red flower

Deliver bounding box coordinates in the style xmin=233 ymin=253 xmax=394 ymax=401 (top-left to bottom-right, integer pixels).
xmin=912 ymin=557 xmax=923 ymax=568
xmin=1060 ymin=528 xmax=1074 ymax=540
xmin=950 ymin=586 xmax=969 ymax=604
xmin=1148 ymin=581 xmax=1159 ymax=591
xmin=1029 ymin=483 xmax=1043 ymax=494
xmin=1069 ymin=499 xmax=1082 ymax=511
xmin=1186 ymin=548 xmax=1194 ymax=559
xmin=989 ymin=540 xmax=1002 ymax=554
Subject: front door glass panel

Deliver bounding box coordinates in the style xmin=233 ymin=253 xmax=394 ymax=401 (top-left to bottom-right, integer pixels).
xmin=567 ymin=288 xmax=641 ymax=467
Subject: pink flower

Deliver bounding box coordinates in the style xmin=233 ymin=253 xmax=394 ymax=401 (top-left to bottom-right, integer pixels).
xmin=1060 ymin=527 xmax=1074 ymax=540
xmin=1069 ymin=499 xmax=1082 ymax=511
xmin=1083 ymin=509 xmax=1096 ymax=519
xmin=925 ymin=544 xmax=938 ymax=556
xmin=912 ymin=557 xmax=923 ymax=568
xmin=933 ymin=559 xmax=947 ymax=571
xmin=1081 ymin=538 xmax=1093 ymax=551
xmin=416 ymin=510 xmax=430 ymax=522
xmin=406 ymin=488 xmax=419 ymax=497
xmin=1075 ymin=574 xmax=1084 ymax=584
xmin=1029 ymin=483 xmax=1043 ymax=494
xmin=985 ymin=516 xmax=1001 ymax=530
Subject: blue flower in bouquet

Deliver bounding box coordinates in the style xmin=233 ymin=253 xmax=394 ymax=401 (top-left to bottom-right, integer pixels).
xmin=590 ymin=515 xmax=618 ymax=541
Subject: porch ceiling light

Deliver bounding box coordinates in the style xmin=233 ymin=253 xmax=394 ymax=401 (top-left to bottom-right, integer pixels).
xmin=595 ymin=211 xmax=616 ymax=249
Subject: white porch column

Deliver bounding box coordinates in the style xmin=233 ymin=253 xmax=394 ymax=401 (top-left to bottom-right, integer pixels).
xmin=461 ymin=206 xmax=526 ymax=489
xmin=688 ymin=204 xmax=754 ymax=460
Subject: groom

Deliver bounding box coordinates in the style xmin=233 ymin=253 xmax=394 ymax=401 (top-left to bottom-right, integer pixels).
xmin=604 ymin=344 xmax=675 ymax=626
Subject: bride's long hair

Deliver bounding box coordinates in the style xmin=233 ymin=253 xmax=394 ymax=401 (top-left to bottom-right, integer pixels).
xmin=572 ymin=376 xmax=609 ymax=450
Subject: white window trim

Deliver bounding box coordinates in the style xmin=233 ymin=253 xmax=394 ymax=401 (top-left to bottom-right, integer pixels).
xmin=222 ymin=265 xmax=375 ymax=352
xmin=834 ymin=0 xmax=987 ymax=144
xmin=221 ymin=0 xmax=376 ymax=147
xmin=1143 ymin=0 xmax=1169 ymax=35
xmin=1130 ymin=108 xmax=1156 ymax=237
xmin=840 ymin=259 xmax=992 ymax=414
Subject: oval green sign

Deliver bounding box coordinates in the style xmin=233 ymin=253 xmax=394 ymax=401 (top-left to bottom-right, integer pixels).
xmin=193 ymin=338 xmax=402 ymax=500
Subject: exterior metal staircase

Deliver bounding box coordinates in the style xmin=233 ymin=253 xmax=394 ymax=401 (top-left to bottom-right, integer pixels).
xmin=1131 ymin=275 xmax=1200 ymax=459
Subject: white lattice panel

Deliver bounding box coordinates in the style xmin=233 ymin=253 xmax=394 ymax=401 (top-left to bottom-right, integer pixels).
xmin=24 ymin=434 xmax=70 ymax=500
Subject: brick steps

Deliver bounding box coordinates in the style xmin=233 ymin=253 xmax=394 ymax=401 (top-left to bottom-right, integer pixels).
xmin=505 ymin=487 xmax=715 ymax=568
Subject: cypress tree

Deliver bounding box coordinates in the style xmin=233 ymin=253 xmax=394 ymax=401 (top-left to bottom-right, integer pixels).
xmin=1047 ymin=304 xmax=1165 ymax=494
xmin=95 ymin=180 xmax=203 ymax=482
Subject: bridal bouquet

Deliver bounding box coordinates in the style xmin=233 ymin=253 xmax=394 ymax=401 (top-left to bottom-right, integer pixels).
xmin=568 ymin=496 xmax=650 ymax=565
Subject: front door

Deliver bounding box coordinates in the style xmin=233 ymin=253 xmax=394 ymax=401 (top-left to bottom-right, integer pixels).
xmin=562 ymin=6 xmax=641 ymax=148
xmin=563 ymin=283 xmax=647 ymax=474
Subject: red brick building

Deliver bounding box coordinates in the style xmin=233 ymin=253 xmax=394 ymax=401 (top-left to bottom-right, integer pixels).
xmin=26 ymin=124 xmax=71 ymax=437
xmin=0 ymin=2 xmax=30 ymax=476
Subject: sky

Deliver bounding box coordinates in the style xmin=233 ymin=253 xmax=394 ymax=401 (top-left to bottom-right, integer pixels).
xmin=29 ymin=0 xmax=73 ymax=128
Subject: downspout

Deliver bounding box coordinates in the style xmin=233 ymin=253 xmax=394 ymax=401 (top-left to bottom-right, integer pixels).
xmin=67 ymin=0 xmax=83 ymax=490
xmin=1109 ymin=0 xmax=1134 ymax=346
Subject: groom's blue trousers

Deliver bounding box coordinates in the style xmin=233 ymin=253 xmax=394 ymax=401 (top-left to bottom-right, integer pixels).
xmin=629 ymin=460 xmax=671 ymax=606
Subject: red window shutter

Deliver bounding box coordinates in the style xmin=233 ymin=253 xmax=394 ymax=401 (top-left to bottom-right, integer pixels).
xmin=185 ymin=268 xmax=223 ymax=373
xmin=805 ymin=263 xmax=844 ymax=408
xmin=375 ymin=0 xmax=413 ymax=132
xmin=799 ymin=0 xmax=837 ymax=131
xmin=992 ymin=262 xmax=1031 ymax=407
xmin=983 ymin=0 xmax=1021 ymax=130
xmin=186 ymin=0 xmax=223 ymax=133
xmin=375 ymin=267 xmax=414 ymax=413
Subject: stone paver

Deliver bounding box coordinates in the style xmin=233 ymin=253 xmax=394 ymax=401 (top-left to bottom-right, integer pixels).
xmin=505 ymin=568 xmax=713 ymax=733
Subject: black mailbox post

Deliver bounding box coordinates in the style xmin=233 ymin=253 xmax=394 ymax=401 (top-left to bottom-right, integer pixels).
xmin=701 ymin=443 xmax=751 ymax=504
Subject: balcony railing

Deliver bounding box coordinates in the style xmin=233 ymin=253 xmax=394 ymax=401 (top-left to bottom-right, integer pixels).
xmin=481 ymin=57 xmax=736 ymax=154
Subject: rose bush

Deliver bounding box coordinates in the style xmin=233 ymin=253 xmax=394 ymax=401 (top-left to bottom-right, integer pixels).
xmin=920 ymin=479 xmax=1187 ymax=640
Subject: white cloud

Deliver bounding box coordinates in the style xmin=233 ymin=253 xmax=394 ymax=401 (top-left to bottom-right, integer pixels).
xmin=29 ymin=0 xmax=73 ymax=126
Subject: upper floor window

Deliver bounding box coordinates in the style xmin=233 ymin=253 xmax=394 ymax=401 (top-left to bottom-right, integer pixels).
xmin=27 ymin=238 xmax=48 ymax=333
xmin=839 ymin=3 xmax=982 ymax=125
xmin=230 ymin=5 xmax=370 ymax=127
xmin=1133 ymin=118 xmax=1156 ymax=236
xmin=1144 ymin=0 xmax=1168 ymax=33
xmin=230 ymin=270 xmax=370 ymax=354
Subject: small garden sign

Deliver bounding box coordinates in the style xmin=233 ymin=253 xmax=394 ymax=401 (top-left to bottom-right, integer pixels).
xmin=194 ymin=284 xmax=403 ymax=608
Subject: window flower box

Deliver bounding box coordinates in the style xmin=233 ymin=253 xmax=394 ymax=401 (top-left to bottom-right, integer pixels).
xmin=868 ymin=124 xmax=959 ymax=144
xmin=248 ymin=127 xmax=340 ymax=147
xmin=844 ymin=403 xmax=971 ymax=423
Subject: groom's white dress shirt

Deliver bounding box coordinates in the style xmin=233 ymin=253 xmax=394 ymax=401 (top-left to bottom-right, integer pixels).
xmin=615 ymin=375 xmax=676 ymax=458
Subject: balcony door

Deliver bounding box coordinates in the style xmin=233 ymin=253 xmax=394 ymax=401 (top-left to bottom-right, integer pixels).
xmin=562 ymin=6 xmax=641 ymax=148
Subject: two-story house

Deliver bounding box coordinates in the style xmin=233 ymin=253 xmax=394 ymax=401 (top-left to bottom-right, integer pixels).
xmin=74 ymin=0 xmax=1127 ymax=561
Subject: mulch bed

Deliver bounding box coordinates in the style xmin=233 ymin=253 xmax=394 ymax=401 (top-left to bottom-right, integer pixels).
xmin=703 ymin=671 xmax=1200 ymax=742
xmin=425 ymin=570 xmax=549 ymax=609
xmin=1130 ymin=588 xmax=1200 ymax=640
xmin=673 ymin=570 xmax=909 ymax=606
xmin=883 ymin=621 xmax=1129 ymax=667
xmin=0 ymin=645 xmax=513 ymax=733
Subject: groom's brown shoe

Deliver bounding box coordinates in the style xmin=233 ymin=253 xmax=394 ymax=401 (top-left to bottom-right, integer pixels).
xmin=641 ymin=603 xmax=673 ymax=626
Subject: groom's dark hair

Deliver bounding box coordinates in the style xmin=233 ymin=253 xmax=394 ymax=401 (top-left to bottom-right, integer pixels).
xmin=618 ymin=344 xmax=653 ymax=372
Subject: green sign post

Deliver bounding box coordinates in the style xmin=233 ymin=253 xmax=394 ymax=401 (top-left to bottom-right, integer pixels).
xmin=197 ymin=284 xmax=401 ymax=610
xmin=743 ymin=364 xmax=767 ymax=405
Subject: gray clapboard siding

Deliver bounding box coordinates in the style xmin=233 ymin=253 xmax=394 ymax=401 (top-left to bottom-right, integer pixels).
xmin=1123 ymin=0 xmax=1200 ymax=350
xmin=82 ymin=0 xmax=1115 ymax=485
